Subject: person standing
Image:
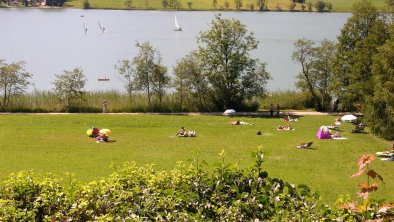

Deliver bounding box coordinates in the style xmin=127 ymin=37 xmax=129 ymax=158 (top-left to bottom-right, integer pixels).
xmin=276 ymin=104 xmax=280 ymax=117
xmin=269 ymin=104 xmax=274 ymax=117
xmin=103 ymin=100 xmax=109 ymax=113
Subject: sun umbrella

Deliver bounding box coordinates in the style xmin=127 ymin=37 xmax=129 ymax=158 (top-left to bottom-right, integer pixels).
xmin=224 ymin=109 xmax=236 ymax=115
xmin=99 ymin=129 xmax=112 ymax=135
xmin=341 ymin=114 xmax=357 ymax=122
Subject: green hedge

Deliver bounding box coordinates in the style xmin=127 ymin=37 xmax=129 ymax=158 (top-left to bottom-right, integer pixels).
xmin=0 ymin=152 xmax=392 ymax=221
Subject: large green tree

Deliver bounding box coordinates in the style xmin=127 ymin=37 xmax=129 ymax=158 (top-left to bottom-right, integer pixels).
xmin=173 ymin=52 xmax=210 ymax=111
xmin=151 ymin=63 xmax=170 ymax=105
xmin=0 ymin=59 xmax=32 ymax=110
xmin=196 ymin=14 xmax=270 ymax=110
xmin=365 ymin=25 xmax=394 ymax=140
xmin=116 ymin=59 xmax=135 ymax=103
xmin=52 ymin=67 xmax=86 ymax=110
xmin=292 ymin=39 xmax=336 ymax=111
xmin=132 ymin=41 xmax=168 ymax=109
xmin=332 ymin=0 xmax=389 ymax=111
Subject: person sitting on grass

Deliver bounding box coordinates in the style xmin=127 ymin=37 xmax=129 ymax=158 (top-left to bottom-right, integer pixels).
xmin=176 ymin=127 xmax=187 ymax=136
xmin=176 ymin=127 xmax=196 ymax=137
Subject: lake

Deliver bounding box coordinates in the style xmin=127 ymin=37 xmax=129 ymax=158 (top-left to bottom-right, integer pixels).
xmin=0 ymin=8 xmax=350 ymax=92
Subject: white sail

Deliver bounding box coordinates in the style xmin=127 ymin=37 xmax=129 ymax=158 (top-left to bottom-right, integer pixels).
xmin=82 ymin=20 xmax=87 ymax=35
xmin=174 ymin=15 xmax=181 ymax=31
xmin=98 ymin=21 xmax=105 ymax=33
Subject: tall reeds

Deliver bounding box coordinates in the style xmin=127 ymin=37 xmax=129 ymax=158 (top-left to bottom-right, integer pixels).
xmin=0 ymin=90 xmax=314 ymax=112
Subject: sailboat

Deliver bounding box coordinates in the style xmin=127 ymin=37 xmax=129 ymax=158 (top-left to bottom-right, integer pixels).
xmin=82 ymin=20 xmax=87 ymax=35
xmin=98 ymin=21 xmax=105 ymax=34
xmin=174 ymin=14 xmax=182 ymax=31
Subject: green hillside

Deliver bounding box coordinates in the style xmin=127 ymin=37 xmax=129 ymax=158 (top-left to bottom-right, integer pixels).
xmin=65 ymin=0 xmax=387 ymax=12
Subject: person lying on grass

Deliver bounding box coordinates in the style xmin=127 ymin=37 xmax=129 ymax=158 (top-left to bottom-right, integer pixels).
xmin=96 ymin=134 xmax=109 ymax=143
xmin=296 ymin=141 xmax=313 ymax=149
xmin=332 ymin=131 xmax=342 ymax=138
xmin=277 ymin=124 xmax=293 ymax=131
xmin=230 ymin=120 xmax=254 ymax=125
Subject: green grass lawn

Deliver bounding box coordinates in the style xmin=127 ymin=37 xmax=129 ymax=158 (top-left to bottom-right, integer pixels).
xmin=0 ymin=113 xmax=393 ymax=205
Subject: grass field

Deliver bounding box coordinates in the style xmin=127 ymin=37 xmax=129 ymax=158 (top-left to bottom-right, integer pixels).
xmin=65 ymin=0 xmax=387 ymax=12
xmin=0 ymin=113 xmax=393 ymax=205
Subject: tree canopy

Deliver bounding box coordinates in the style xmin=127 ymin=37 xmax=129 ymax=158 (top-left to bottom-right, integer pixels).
xmin=0 ymin=59 xmax=32 ymax=110
xmin=195 ymin=14 xmax=270 ymax=110
xmin=332 ymin=0 xmax=389 ymax=111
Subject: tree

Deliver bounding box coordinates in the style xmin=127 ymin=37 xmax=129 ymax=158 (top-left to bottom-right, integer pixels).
xmin=332 ymin=0 xmax=389 ymax=111
xmin=187 ymin=1 xmax=192 ymax=10
xmin=212 ymin=0 xmax=217 ymax=8
xmin=162 ymin=0 xmax=168 ymax=8
xmin=292 ymin=39 xmax=321 ymax=110
xmin=116 ymin=59 xmax=135 ymax=103
xmin=0 ymin=59 xmax=32 ymax=110
xmin=151 ymin=63 xmax=170 ymax=105
xmin=173 ymin=52 xmax=210 ymax=111
xmin=83 ymin=0 xmax=90 ymax=9
xmin=52 ymin=67 xmax=86 ymax=110
xmin=132 ymin=41 xmax=163 ymax=109
xmin=124 ymin=0 xmax=132 ymax=8
xmin=224 ymin=1 xmax=230 ymax=9
xmin=196 ymin=14 xmax=270 ymax=110
xmin=365 ymin=29 xmax=394 ymax=140
xmin=314 ymin=0 xmax=325 ymax=12
xmin=168 ymin=0 xmax=181 ymax=9
xmin=234 ymin=0 xmax=242 ymax=10
xmin=292 ymin=39 xmax=336 ymax=111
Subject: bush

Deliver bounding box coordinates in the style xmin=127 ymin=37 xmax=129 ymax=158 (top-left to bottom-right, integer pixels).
xmin=0 ymin=151 xmax=392 ymax=220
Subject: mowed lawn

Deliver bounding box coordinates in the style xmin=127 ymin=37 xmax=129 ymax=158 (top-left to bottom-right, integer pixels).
xmin=0 ymin=113 xmax=393 ymax=205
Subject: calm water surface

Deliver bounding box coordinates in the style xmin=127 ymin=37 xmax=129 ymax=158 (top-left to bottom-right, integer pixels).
xmin=0 ymin=8 xmax=350 ymax=92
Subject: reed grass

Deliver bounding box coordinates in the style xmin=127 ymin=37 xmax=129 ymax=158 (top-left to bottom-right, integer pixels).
xmin=0 ymin=113 xmax=392 ymax=205
xmin=2 ymin=90 xmax=318 ymax=112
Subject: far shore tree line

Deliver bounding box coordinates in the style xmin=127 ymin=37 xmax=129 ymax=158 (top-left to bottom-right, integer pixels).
xmin=1 ymin=0 xmax=394 ymax=139
xmin=2 ymin=0 xmax=335 ymax=12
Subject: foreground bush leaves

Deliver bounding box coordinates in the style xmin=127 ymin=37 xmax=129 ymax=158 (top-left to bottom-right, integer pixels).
xmin=0 ymin=160 xmax=392 ymax=221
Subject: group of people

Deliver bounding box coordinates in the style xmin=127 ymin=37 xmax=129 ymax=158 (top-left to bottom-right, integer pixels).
xmin=269 ymin=104 xmax=281 ymax=117
xmin=87 ymin=127 xmax=111 ymax=143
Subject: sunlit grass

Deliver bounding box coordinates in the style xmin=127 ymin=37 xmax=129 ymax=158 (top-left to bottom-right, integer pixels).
xmin=0 ymin=113 xmax=392 ymax=205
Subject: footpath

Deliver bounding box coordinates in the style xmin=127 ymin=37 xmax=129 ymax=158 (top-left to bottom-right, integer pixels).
xmin=0 ymin=111 xmax=362 ymax=116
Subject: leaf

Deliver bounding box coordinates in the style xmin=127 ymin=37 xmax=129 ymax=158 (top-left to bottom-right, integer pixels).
xmin=366 ymin=169 xmax=384 ymax=183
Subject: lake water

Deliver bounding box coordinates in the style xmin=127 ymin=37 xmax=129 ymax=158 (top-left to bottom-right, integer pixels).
xmin=0 ymin=8 xmax=350 ymax=92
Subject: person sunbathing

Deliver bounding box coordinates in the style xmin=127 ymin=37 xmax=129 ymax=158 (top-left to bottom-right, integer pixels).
xmin=332 ymin=131 xmax=341 ymax=138
xmin=96 ymin=133 xmax=109 ymax=143
xmin=230 ymin=120 xmax=253 ymax=125
xmin=296 ymin=141 xmax=313 ymax=149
